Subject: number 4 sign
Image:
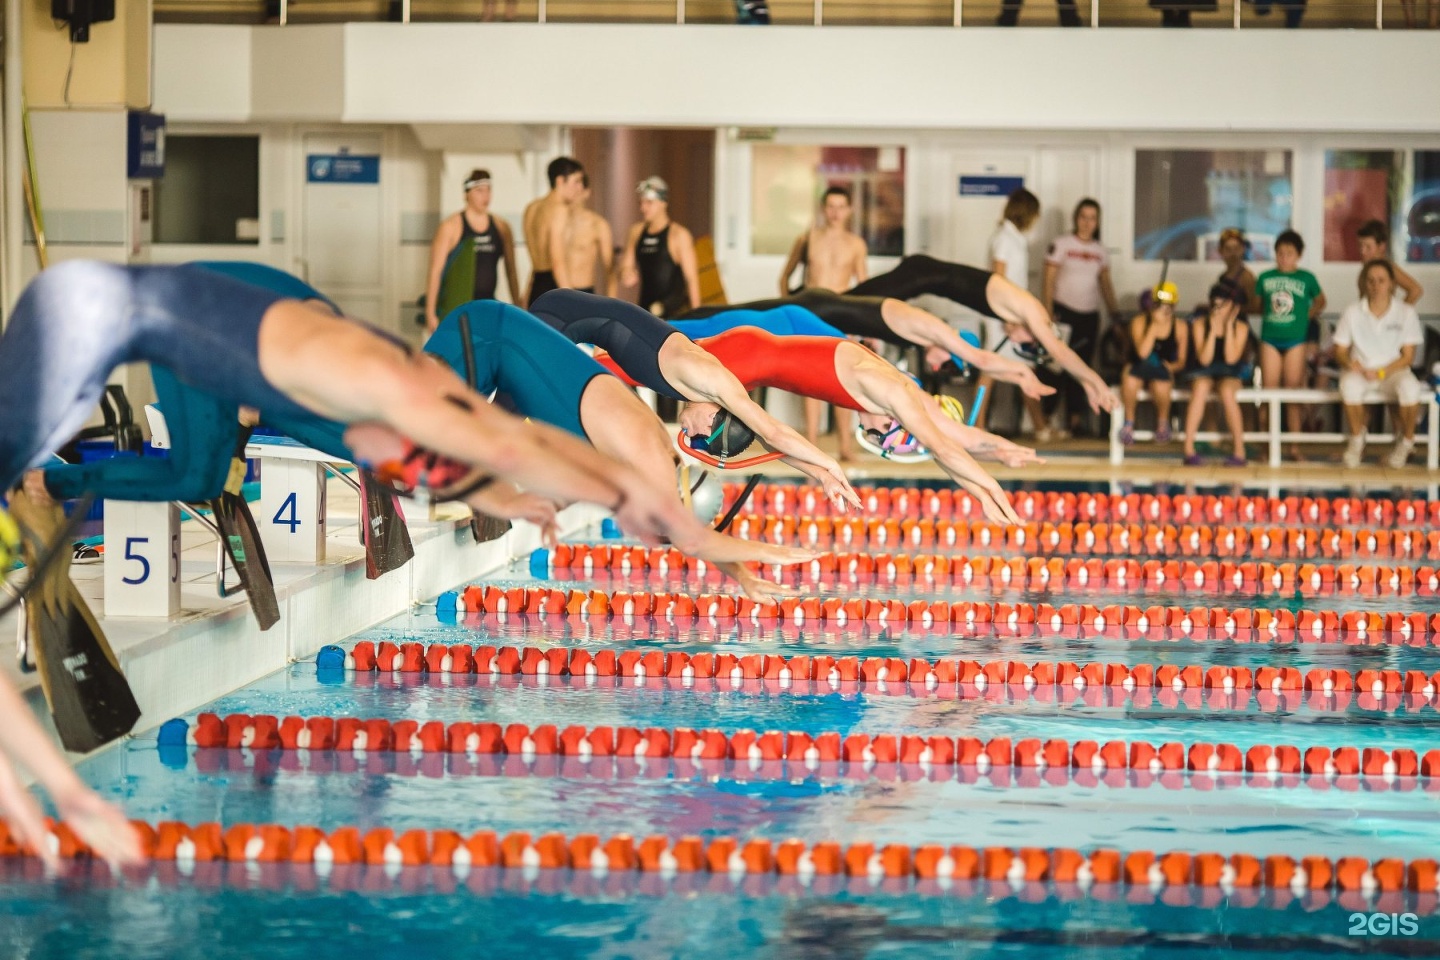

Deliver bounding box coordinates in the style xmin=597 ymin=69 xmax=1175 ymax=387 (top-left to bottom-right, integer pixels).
xmin=104 ymin=501 xmax=180 ymax=618
xmin=257 ymin=460 xmax=326 ymax=563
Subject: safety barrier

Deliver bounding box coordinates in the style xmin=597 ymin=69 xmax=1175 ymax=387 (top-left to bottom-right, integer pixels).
xmin=336 ymin=641 xmax=1440 ymax=700
xmin=718 ymin=485 xmax=1439 ymax=528
xmin=722 ymin=514 xmax=1440 ymax=560
xmin=172 ymin=713 xmax=1440 ymax=789
xmin=447 ymin=584 xmax=1440 ymax=643
xmin=18 ymin=818 xmax=1437 ymax=901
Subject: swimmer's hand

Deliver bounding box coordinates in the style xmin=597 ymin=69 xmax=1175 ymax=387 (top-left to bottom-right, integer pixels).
xmin=1015 ymin=368 xmax=1057 ymax=401
xmin=728 ymin=566 xmax=797 ymax=605
xmin=990 ymin=438 xmax=1044 ymax=469
xmin=747 ymin=542 xmax=822 ymax=567
xmin=1084 ymin=376 xmax=1118 ymax=414
xmin=820 ymin=468 xmax=862 ymax=513
xmin=53 ymin=782 xmax=145 ymax=868
xmin=962 ymin=478 xmax=1022 ymax=527
xmin=501 ymin=494 xmax=560 ymax=549
xmin=21 ymin=470 xmax=53 ymax=508
xmin=0 ymin=754 xmax=57 ymax=871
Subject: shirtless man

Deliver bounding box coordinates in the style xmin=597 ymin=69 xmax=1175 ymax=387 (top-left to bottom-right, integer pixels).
xmin=565 ymin=176 xmax=616 ymax=297
xmin=521 ymin=156 xmax=587 ymax=306
xmin=619 ymin=177 xmax=701 ymax=319
xmin=779 ymin=186 xmax=869 ymax=462
xmin=424 ymin=169 xmax=522 ymax=332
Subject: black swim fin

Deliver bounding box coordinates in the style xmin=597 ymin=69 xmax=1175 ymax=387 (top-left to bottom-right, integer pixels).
xmin=10 ymin=491 xmax=141 ymax=754
xmin=207 ymin=427 xmax=280 ymax=630
xmin=358 ymin=472 xmax=414 ymax=580
xmin=209 ymin=491 xmax=280 ymax=631
xmin=469 ymin=511 xmax=511 ymax=544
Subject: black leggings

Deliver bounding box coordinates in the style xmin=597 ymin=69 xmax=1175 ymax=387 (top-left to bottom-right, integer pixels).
xmin=676 ymin=289 xmax=899 ymax=345
xmin=530 ymin=289 xmax=687 ymax=401
xmin=1055 ymin=304 xmax=1101 ymax=427
xmin=846 ymin=255 xmax=1001 ymax=319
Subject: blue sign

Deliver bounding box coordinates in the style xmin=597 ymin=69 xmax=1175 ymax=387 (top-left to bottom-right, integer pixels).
xmin=959 ymin=175 xmax=1025 ymax=198
xmin=127 ymin=111 xmax=165 ymax=179
xmin=307 ymin=154 xmax=380 ymax=184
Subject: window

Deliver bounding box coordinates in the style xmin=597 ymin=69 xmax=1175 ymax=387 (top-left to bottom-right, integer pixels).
xmin=1323 ymin=150 xmax=1403 ymax=262
xmin=152 ymin=135 xmax=260 ymax=244
xmin=751 ymin=145 xmax=905 ymax=257
xmin=1410 ymin=151 xmax=1440 ymax=264
xmin=1133 ymin=149 xmax=1293 ymax=262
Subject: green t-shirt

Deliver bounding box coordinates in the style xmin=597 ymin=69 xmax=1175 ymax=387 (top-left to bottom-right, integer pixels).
xmin=1256 ymin=268 xmax=1322 ymax=347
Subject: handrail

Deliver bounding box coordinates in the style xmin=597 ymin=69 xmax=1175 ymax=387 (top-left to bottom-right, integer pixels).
xmin=164 ymin=0 xmax=1410 ymax=29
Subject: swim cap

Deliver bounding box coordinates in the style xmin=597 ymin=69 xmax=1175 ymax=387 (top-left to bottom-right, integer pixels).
xmin=933 ymin=393 xmax=966 ymax=424
xmin=1152 ymin=282 xmax=1179 ymax=305
xmin=689 ymin=410 xmax=756 ymax=459
xmin=855 ymin=422 xmax=931 ymax=463
xmin=0 ymin=507 xmax=19 ymax=573
xmin=637 ymin=176 xmax=669 ymax=202
xmin=678 ymin=465 xmax=724 ymax=523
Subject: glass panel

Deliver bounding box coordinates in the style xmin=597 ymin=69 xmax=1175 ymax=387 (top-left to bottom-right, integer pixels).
xmin=152 ymin=136 xmax=261 ymax=245
xmin=750 ymin=144 xmax=905 ymax=257
xmin=1133 ymin=148 xmax=1293 ymax=262
xmin=1408 ymin=151 xmax=1440 ymax=265
xmin=1322 ymin=150 xmax=1402 ymax=262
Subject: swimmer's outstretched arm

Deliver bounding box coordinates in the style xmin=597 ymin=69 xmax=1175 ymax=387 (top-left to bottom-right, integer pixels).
xmin=879 ymin=299 xmax=1054 ymax=400
xmin=0 ymin=674 xmax=143 ymax=869
xmin=984 ymin=274 xmax=1117 ymax=413
xmin=860 ymin=366 xmax=1021 ymax=526
xmin=916 ymin=396 xmax=1043 ymax=469
xmin=681 ymin=358 xmax=861 ymax=512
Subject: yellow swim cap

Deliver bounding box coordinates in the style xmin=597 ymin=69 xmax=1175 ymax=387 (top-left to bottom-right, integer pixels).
xmin=1153 ymin=282 xmax=1180 ymax=305
xmin=0 ymin=506 xmax=19 ymax=573
xmin=934 ymin=394 xmax=966 ymax=424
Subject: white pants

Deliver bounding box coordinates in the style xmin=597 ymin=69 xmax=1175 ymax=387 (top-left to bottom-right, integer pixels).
xmin=1339 ymin=367 xmax=1424 ymax=407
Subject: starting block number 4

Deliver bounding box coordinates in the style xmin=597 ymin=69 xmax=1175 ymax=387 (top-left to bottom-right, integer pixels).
xmin=104 ymin=501 xmax=180 ymax=618
xmin=257 ymin=460 xmax=326 ymax=563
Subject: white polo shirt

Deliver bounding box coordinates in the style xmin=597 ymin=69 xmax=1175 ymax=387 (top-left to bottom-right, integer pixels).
xmin=988 ymin=220 xmax=1030 ymax=290
xmin=1333 ymin=297 xmax=1423 ymax=369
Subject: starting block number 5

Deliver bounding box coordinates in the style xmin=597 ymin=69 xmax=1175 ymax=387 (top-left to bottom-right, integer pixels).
xmin=257 ymin=460 xmax=326 ymax=563
xmin=104 ymin=501 xmax=180 ymax=618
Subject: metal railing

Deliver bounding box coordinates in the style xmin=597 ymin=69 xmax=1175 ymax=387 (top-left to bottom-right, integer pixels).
xmin=152 ymin=0 xmax=1437 ymax=29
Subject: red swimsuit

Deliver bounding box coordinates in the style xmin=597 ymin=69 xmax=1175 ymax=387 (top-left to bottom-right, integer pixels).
xmin=594 ymin=327 xmax=861 ymax=410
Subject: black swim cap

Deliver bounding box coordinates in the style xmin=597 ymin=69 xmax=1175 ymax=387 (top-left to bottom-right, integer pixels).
xmin=690 ymin=410 xmax=757 ymax=459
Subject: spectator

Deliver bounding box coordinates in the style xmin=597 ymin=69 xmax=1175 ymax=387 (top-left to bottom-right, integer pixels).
xmin=1357 ymin=220 xmax=1424 ymax=304
xmin=1399 ymin=0 xmax=1437 ymax=28
xmin=996 ymin=0 xmax=1083 ymax=25
xmin=1044 ymin=198 xmax=1120 ymax=437
xmin=1119 ymin=283 xmax=1188 ymax=446
xmin=1181 ymin=285 xmax=1253 ymax=466
xmin=1214 ymin=227 xmax=1258 ymax=313
xmin=481 ymin=0 xmax=518 ymax=21
xmin=1256 ymin=229 xmax=1325 ymax=460
xmin=736 ymin=0 xmax=771 ymax=23
xmin=1334 ymin=260 xmax=1426 ymax=468
xmin=424 ymin=169 xmax=521 ymax=333
xmin=980 ymin=189 xmax=1054 ymax=439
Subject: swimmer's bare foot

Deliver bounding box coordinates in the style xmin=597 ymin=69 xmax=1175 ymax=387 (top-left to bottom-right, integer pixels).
xmin=21 ymin=470 xmax=54 ymax=508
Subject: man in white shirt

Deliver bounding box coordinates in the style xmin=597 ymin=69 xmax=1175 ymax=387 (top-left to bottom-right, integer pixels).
xmin=1333 ymin=261 xmax=1426 ymax=468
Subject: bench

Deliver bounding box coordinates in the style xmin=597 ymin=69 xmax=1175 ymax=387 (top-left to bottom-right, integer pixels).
xmin=1109 ymin=386 xmax=1440 ymax=469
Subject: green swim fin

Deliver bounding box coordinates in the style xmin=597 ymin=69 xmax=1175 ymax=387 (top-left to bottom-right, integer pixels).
xmin=10 ymin=491 xmax=141 ymax=754
xmin=359 ymin=472 xmax=414 ymax=580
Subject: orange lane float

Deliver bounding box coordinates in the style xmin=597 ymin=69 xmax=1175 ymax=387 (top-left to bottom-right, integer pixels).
xmin=719 ymin=485 xmax=1436 ymax=529
xmin=17 ymin=817 xmax=1437 ymax=902
xmin=174 ymin=713 xmax=1440 ymax=791
xmin=437 ymin=587 xmax=1440 ymax=646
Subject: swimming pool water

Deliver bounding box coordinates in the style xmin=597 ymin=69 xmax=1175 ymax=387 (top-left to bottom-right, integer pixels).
xmin=5 ymin=480 xmax=1439 ymax=958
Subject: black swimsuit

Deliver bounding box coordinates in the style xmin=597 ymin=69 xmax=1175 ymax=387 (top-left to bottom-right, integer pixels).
xmin=636 ymin=224 xmax=690 ymax=319
xmin=846 ymin=254 xmax=1001 ymax=319
xmin=530 ymin=289 xmax=688 ymax=400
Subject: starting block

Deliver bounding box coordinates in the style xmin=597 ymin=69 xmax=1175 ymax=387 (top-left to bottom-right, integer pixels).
xmin=246 ymin=436 xmax=332 ymax=564
xmin=104 ymin=500 xmax=181 ymax=618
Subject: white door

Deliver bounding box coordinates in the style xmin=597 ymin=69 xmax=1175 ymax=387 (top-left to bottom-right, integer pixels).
xmin=301 ymin=133 xmax=385 ymax=324
xmin=945 ymin=151 xmax=1035 ymax=283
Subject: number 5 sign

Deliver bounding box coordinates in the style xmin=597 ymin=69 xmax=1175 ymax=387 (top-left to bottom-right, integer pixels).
xmin=104 ymin=501 xmax=181 ymax=618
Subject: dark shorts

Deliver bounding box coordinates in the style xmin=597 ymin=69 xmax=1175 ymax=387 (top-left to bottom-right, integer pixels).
xmin=1185 ymin=362 xmax=1252 ymax=384
xmin=1306 ymin=318 xmax=1320 ymax=344
xmin=1126 ymin=360 xmax=1173 ymax=384
xmin=528 ymin=270 xmax=558 ymax=308
xmin=426 ymin=300 xmax=606 ymax=440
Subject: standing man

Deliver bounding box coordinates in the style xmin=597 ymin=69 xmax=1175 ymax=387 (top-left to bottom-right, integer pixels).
xmin=620 ymin=176 xmax=700 ymax=319
xmin=778 ymin=185 xmax=869 ymax=461
xmin=424 ymin=169 xmax=521 ymax=332
xmin=566 ymin=175 xmax=616 ymax=297
xmin=522 ymin=156 xmax=587 ymax=306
